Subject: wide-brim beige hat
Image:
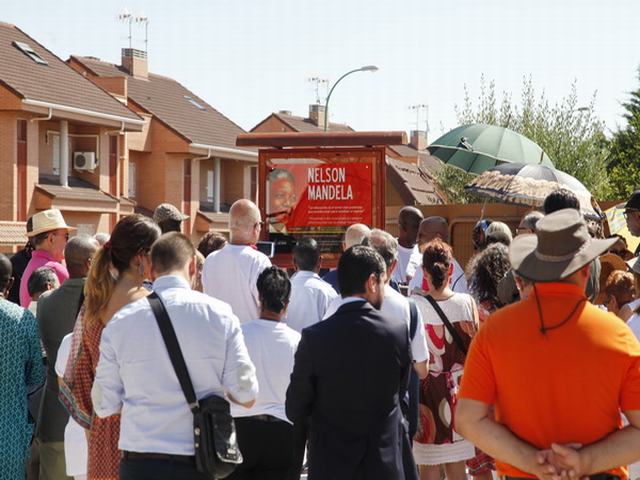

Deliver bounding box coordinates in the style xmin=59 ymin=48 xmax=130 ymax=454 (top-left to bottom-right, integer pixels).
xmin=28 ymin=209 xmax=76 ymax=237
xmin=510 ymin=208 xmax=616 ymax=282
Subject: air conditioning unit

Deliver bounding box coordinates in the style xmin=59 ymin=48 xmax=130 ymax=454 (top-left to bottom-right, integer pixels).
xmin=73 ymin=152 xmax=98 ymax=171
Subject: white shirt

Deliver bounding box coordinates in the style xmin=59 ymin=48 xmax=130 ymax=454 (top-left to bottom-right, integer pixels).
xmin=56 ymin=334 xmax=87 ymax=477
xmin=202 ymin=244 xmax=272 ymax=323
xmin=92 ymin=275 xmax=258 ymax=455
xmin=408 ymin=257 xmax=469 ymax=295
xmin=628 ymin=313 xmax=640 ymax=341
xmin=392 ymin=243 xmax=419 ymax=284
xmin=380 ymin=287 xmax=429 ymax=363
xmin=286 ymin=271 xmax=338 ymax=333
xmin=323 ymin=296 xmax=368 ymax=320
xmin=231 ymin=320 xmax=300 ymax=423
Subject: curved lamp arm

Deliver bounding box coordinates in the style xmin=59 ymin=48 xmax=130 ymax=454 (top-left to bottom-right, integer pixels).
xmin=323 ymin=65 xmax=378 ymax=131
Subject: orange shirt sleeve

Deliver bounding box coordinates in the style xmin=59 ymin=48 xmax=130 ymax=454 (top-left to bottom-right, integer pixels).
xmin=621 ymin=355 xmax=640 ymax=411
xmin=459 ymin=323 xmax=497 ymax=404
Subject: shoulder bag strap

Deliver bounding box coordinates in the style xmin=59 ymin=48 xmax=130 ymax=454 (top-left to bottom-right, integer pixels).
xmin=147 ymin=292 xmax=199 ymax=412
xmin=424 ymin=295 xmax=468 ymax=356
xmin=76 ymin=290 xmax=85 ymax=318
xmin=408 ymin=297 xmax=418 ymax=340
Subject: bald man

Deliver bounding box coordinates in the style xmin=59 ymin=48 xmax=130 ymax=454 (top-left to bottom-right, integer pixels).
xmin=202 ymin=199 xmax=272 ymax=323
xmin=391 ymin=207 xmax=424 ymax=285
xmin=407 ymin=216 xmax=468 ymax=295
xmin=322 ymin=223 xmax=372 ymax=293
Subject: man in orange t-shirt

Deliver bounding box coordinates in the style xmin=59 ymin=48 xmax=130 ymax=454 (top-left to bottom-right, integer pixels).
xmin=456 ymin=208 xmax=640 ymax=480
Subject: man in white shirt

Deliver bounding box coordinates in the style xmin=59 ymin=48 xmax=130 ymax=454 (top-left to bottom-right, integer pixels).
xmin=392 ymin=207 xmax=423 ymax=285
xmin=202 ymin=199 xmax=271 ymax=323
xmin=286 ymin=238 xmax=338 ymax=333
xmin=408 ymin=216 xmax=468 ymax=295
xmin=230 ymin=266 xmax=300 ymax=479
xmin=369 ymin=229 xmax=429 ymax=378
xmin=92 ymin=232 xmax=258 ymax=480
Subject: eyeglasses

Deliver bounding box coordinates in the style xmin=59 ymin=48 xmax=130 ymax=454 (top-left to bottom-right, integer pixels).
xmin=51 ymin=232 xmax=70 ymax=240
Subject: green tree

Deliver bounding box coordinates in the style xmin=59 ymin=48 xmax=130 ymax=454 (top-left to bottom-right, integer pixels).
xmin=437 ymin=76 xmax=612 ymax=202
xmin=606 ymin=68 xmax=640 ymax=199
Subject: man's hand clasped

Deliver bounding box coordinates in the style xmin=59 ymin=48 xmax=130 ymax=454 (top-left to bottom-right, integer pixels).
xmin=535 ymin=443 xmax=589 ymax=480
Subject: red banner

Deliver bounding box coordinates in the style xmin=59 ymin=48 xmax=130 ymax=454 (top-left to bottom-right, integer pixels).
xmin=266 ymin=162 xmax=372 ymax=232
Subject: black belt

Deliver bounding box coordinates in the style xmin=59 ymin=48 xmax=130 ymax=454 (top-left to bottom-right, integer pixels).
xmin=246 ymin=414 xmax=286 ymax=423
xmin=121 ymin=451 xmax=195 ymax=463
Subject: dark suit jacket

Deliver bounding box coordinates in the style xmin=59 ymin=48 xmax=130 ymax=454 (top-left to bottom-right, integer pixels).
xmin=36 ymin=277 xmax=84 ymax=442
xmin=286 ymin=299 xmax=413 ymax=480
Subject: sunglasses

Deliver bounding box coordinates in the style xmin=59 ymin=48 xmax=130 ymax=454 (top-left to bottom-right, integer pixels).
xmin=623 ymin=210 xmax=639 ymax=219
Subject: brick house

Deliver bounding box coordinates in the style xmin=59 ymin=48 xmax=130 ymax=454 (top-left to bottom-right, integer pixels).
xmin=68 ymin=50 xmax=257 ymax=239
xmin=251 ymin=107 xmax=447 ymax=208
xmin=0 ymin=22 xmax=144 ymax=252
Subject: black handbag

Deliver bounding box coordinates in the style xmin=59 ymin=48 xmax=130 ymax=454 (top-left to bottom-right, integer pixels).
xmin=147 ymin=292 xmax=242 ymax=479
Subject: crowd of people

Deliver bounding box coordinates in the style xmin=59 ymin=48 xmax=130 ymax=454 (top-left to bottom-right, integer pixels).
xmin=3 ymin=189 xmax=640 ymax=480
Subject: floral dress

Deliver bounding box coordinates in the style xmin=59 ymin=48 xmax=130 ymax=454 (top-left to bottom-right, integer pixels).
xmin=60 ymin=308 xmax=120 ymax=480
xmin=412 ymin=292 xmax=478 ymax=466
xmin=0 ymin=299 xmax=44 ymax=477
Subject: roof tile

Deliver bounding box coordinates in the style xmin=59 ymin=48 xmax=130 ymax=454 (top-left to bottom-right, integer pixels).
xmin=0 ymin=24 xmax=140 ymax=122
xmin=71 ymin=55 xmax=251 ymax=150
xmin=0 ymin=221 xmax=27 ymax=245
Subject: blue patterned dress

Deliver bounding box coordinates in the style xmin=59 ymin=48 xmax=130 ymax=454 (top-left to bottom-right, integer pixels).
xmin=0 ymin=298 xmax=44 ymax=478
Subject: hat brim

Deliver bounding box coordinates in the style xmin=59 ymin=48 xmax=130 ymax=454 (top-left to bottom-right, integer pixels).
xmin=27 ymin=225 xmax=76 ymax=237
xmin=510 ymin=234 xmax=617 ymax=282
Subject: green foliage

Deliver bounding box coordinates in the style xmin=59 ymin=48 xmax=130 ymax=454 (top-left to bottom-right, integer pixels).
xmin=437 ymin=76 xmax=612 ymax=202
xmin=606 ymin=68 xmax=640 ymax=199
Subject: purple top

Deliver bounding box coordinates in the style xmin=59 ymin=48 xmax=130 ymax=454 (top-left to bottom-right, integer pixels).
xmin=19 ymin=250 xmax=69 ymax=307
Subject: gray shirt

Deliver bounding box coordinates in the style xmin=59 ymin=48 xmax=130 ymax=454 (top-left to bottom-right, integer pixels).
xmin=36 ymin=277 xmax=85 ymax=442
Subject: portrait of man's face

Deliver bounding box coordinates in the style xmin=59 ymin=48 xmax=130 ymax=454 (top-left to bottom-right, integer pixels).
xmin=268 ymin=172 xmax=296 ymax=232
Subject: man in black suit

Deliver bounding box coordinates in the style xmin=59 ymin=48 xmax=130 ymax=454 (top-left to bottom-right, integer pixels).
xmin=286 ymin=245 xmax=414 ymax=480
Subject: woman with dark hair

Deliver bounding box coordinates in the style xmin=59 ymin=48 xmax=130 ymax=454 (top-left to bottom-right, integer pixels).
xmin=60 ymin=214 xmax=160 ymax=480
xmin=228 ymin=266 xmax=300 ymax=480
xmin=468 ymin=243 xmax=511 ymax=323
xmin=411 ymin=239 xmax=479 ymax=480
xmin=197 ymin=230 xmax=227 ymax=258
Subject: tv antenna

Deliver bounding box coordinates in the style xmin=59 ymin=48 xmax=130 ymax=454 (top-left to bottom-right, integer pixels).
xmin=308 ymin=77 xmax=329 ymax=104
xmin=118 ymin=9 xmax=133 ymax=49
xmin=135 ymin=15 xmax=150 ymax=52
xmin=409 ymin=103 xmax=429 ymax=134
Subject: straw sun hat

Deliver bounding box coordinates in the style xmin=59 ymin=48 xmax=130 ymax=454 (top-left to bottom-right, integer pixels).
xmin=27 ymin=209 xmax=75 ymax=237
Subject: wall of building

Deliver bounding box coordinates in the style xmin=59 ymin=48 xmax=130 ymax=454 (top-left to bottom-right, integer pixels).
xmin=220 ymin=160 xmax=245 ymax=208
xmin=0 ymin=113 xmax=17 ymax=219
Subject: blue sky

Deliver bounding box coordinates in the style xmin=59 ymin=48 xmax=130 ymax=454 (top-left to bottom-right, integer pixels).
xmin=3 ymin=0 xmax=639 ymax=138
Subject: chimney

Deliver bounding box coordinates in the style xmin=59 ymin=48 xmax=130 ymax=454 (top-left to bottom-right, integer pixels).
xmin=410 ymin=130 xmax=427 ymax=150
xmin=121 ymin=48 xmax=148 ymax=79
xmin=308 ymin=104 xmax=326 ymax=128
xmin=278 ymin=110 xmax=292 ymax=116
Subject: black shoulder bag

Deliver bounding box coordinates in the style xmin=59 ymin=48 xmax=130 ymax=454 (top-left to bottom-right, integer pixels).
xmin=147 ymin=292 xmax=242 ymax=479
xmin=424 ymin=295 xmax=468 ymax=356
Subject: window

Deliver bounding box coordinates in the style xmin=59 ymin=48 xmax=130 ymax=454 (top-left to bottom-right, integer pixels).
xmin=13 ymin=41 xmax=48 ymax=65
xmin=184 ymin=95 xmax=206 ymax=111
xmin=128 ymin=162 xmax=136 ymax=198
xmin=206 ymin=169 xmax=214 ymax=203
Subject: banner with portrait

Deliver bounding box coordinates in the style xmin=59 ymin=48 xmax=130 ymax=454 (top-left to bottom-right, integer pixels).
xmin=260 ymin=148 xmax=385 ymax=257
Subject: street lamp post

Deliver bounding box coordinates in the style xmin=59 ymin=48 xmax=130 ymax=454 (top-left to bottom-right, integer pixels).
xmin=323 ymin=65 xmax=378 ymax=131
